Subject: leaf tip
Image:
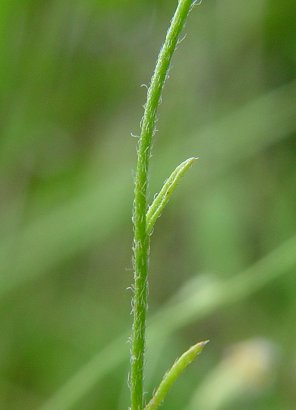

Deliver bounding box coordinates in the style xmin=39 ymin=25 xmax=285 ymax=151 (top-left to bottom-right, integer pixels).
xmin=192 ymin=339 xmax=210 ymax=354
xmin=188 ymin=156 xmax=199 ymax=162
xmin=183 ymin=156 xmax=198 ymax=169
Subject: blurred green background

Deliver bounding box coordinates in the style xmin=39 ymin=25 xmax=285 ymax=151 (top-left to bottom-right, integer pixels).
xmin=0 ymin=0 xmax=296 ymax=409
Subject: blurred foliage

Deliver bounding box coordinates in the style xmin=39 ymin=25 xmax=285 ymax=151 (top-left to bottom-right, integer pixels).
xmin=0 ymin=0 xmax=295 ymax=409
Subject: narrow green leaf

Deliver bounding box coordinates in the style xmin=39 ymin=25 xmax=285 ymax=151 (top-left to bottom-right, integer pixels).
xmin=146 ymin=157 xmax=197 ymax=235
xmin=144 ymin=340 xmax=208 ymax=410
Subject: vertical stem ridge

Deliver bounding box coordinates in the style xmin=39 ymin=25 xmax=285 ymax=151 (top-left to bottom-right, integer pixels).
xmin=130 ymin=1 xmax=197 ymax=409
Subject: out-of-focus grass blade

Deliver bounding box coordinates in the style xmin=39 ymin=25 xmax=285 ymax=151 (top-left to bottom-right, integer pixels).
xmin=39 ymin=234 xmax=296 ymax=410
xmin=194 ymin=80 xmax=296 ymax=177
xmin=146 ymin=157 xmax=197 ymax=235
xmin=0 ymin=173 xmax=130 ymax=298
xmin=144 ymin=341 xmax=208 ymax=410
xmin=39 ymin=336 xmax=127 ymax=410
xmin=152 ymin=80 xmax=296 ymax=179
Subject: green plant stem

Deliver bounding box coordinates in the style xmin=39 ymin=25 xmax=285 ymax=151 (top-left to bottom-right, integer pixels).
xmin=130 ymin=1 xmax=197 ymax=409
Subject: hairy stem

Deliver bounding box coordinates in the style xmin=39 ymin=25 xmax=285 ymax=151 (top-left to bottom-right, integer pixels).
xmin=130 ymin=1 xmax=198 ymax=409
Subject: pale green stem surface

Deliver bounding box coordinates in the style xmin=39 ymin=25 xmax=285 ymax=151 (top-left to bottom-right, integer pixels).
xmin=146 ymin=157 xmax=197 ymax=235
xmin=131 ymin=1 xmax=198 ymax=409
xmin=144 ymin=341 xmax=208 ymax=410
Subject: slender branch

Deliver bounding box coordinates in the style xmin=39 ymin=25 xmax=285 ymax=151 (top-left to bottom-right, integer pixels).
xmin=144 ymin=341 xmax=208 ymax=410
xmin=130 ymin=1 xmax=198 ymax=409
